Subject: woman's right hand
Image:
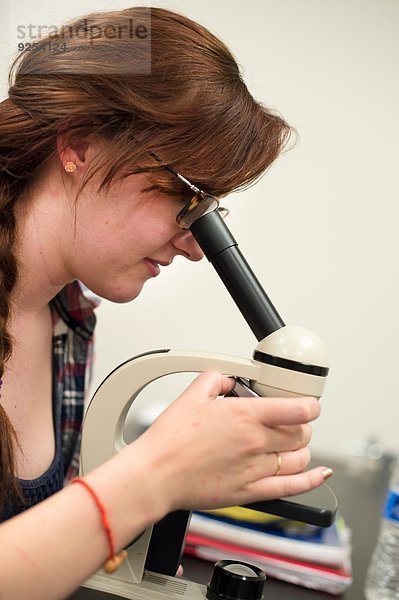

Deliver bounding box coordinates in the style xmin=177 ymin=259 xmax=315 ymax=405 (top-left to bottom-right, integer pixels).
xmin=130 ymin=370 xmax=332 ymax=517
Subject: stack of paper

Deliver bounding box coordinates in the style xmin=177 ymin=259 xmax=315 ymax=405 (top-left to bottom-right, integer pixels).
xmin=185 ymin=508 xmax=352 ymax=595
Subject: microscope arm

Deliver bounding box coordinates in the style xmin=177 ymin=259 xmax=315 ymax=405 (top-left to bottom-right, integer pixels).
xmin=81 ymin=350 xmax=260 ymax=469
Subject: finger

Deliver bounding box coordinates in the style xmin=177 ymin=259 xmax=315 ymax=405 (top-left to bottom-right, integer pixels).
xmin=257 ymin=423 xmax=313 ymax=454
xmin=246 ymin=466 xmax=334 ymax=501
xmin=217 ymin=410 xmax=313 ymax=456
xmin=176 ymin=370 xmax=235 ymax=403
xmin=245 ymin=448 xmax=311 ymax=483
xmin=249 ymin=396 xmax=320 ymax=427
xmin=266 ymin=447 xmax=312 ymax=477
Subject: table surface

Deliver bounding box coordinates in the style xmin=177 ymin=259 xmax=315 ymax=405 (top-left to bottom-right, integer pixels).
xmin=70 ymin=455 xmax=391 ymax=600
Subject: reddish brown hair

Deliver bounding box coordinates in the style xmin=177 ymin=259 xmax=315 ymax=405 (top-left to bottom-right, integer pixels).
xmin=0 ymin=6 xmax=292 ymax=513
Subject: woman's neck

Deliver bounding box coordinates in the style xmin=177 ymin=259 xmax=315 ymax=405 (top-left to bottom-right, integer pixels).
xmin=12 ymin=167 xmax=75 ymax=315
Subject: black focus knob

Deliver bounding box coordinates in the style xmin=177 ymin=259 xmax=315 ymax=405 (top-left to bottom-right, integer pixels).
xmin=206 ymin=560 xmax=266 ymax=600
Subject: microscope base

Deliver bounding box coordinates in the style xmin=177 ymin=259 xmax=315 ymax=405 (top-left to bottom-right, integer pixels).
xmin=82 ymin=570 xmax=207 ymax=599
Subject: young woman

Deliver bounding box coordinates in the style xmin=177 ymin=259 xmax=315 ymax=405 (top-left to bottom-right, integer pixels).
xmin=0 ymin=7 xmax=332 ymax=598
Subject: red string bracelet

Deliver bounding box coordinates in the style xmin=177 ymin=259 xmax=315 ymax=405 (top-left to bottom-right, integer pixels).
xmin=71 ymin=477 xmax=128 ymax=573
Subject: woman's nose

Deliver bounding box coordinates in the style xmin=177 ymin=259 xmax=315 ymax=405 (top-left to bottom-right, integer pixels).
xmin=172 ymin=230 xmax=204 ymax=262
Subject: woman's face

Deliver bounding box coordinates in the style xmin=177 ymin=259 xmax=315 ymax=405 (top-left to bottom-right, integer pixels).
xmin=64 ymin=171 xmax=204 ymax=302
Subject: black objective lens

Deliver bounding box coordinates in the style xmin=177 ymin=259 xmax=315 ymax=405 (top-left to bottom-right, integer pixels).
xmin=206 ymin=560 xmax=266 ymax=600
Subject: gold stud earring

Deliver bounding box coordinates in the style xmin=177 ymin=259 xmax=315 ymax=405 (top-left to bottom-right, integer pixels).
xmin=64 ymin=161 xmax=77 ymax=173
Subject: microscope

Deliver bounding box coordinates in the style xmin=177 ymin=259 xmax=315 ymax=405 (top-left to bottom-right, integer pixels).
xmin=79 ymin=208 xmax=337 ymax=599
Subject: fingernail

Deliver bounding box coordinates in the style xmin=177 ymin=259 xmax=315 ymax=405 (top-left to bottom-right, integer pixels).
xmin=322 ymin=467 xmax=334 ymax=480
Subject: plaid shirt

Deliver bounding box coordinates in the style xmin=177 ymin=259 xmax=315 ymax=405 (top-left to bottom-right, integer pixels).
xmin=50 ymin=280 xmax=97 ymax=482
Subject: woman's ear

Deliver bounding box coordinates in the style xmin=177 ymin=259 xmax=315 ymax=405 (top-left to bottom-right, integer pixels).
xmin=56 ymin=129 xmax=91 ymax=171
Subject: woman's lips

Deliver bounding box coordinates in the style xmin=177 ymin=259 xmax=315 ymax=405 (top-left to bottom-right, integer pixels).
xmin=144 ymin=258 xmax=161 ymax=277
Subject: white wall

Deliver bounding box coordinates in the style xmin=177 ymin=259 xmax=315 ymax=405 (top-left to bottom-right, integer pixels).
xmin=1 ymin=0 xmax=398 ymax=456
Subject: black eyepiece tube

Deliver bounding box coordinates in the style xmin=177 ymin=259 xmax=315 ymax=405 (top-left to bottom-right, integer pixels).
xmin=190 ymin=211 xmax=285 ymax=341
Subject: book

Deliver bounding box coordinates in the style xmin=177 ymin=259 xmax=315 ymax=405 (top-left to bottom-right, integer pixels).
xmin=189 ymin=512 xmax=352 ymax=567
xmin=185 ymin=531 xmax=353 ymax=595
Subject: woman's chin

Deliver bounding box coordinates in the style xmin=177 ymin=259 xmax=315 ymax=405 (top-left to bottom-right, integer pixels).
xmin=86 ymin=280 xmax=146 ymax=304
